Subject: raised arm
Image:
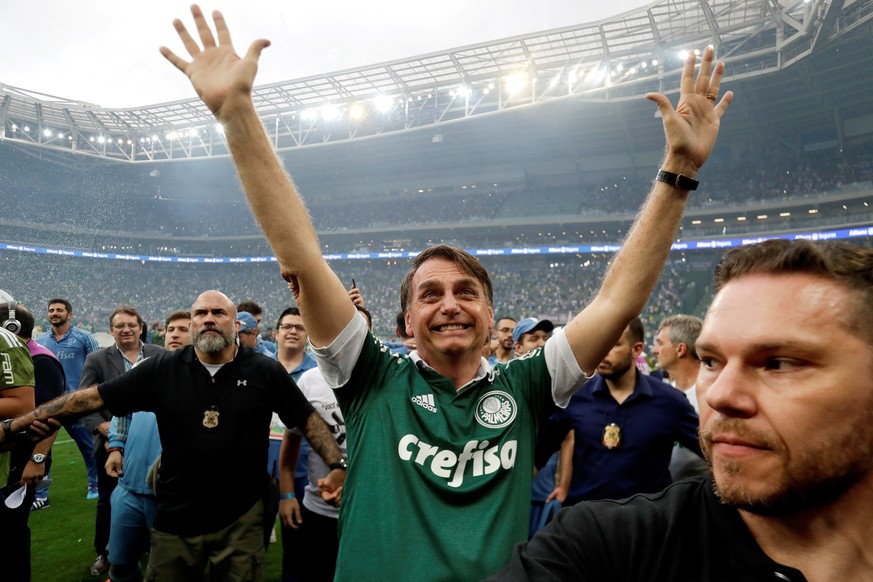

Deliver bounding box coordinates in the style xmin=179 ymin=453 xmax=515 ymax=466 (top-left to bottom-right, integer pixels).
xmin=564 ymin=48 xmax=733 ymax=374
xmin=160 ymin=5 xmax=354 ymax=347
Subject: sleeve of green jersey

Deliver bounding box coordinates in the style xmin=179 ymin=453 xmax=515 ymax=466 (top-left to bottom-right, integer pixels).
xmin=0 ymin=336 xmax=35 ymax=390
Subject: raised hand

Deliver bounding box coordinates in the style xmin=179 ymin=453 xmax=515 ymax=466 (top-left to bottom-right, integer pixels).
xmin=160 ymin=5 xmax=271 ymax=118
xmin=646 ymin=47 xmax=733 ymax=175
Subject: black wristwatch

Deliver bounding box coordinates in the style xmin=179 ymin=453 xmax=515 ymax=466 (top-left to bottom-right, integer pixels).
xmin=655 ymin=169 xmax=699 ymax=191
xmin=328 ymin=458 xmax=348 ymax=471
xmin=31 ymin=453 xmax=47 ymax=464
xmin=2 ymin=418 xmax=13 ymax=436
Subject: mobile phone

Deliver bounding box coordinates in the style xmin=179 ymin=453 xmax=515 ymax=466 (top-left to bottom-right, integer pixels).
xmin=351 ymin=278 xmax=357 ymax=288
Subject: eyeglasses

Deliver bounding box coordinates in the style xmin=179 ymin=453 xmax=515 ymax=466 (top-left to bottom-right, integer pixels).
xmin=112 ymin=323 xmax=141 ymax=330
xmin=278 ymin=323 xmax=306 ymax=333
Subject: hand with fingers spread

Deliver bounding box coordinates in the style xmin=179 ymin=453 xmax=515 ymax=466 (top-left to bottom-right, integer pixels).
xmin=646 ymin=47 xmax=733 ymax=177
xmin=160 ymin=5 xmax=270 ymax=119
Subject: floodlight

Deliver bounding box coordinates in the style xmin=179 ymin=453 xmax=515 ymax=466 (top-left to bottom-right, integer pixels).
xmin=349 ymin=103 xmax=365 ymax=120
xmin=320 ymin=104 xmax=340 ymax=121
xmin=373 ymin=95 xmax=393 ymax=112
xmin=504 ymin=73 xmax=527 ymax=94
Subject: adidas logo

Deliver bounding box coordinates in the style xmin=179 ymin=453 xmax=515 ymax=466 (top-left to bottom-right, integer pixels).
xmin=411 ymin=393 xmax=438 ymax=413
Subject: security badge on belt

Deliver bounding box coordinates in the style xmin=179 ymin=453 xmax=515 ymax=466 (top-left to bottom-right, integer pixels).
xmin=602 ymin=423 xmax=621 ymax=449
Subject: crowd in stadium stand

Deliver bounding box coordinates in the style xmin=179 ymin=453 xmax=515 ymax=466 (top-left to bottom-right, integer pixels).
xmin=4 ymin=138 xmax=872 ymax=241
xmin=1 ymin=252 xmax=709 ymax=349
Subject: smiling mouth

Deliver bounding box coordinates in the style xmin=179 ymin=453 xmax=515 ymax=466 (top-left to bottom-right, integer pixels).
xmin=433 ymin=324 xmax=470 ymax=332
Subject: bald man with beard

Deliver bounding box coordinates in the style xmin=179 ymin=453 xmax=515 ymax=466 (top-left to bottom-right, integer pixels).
xmin=1 ymin=291 xmax=345 ymax=580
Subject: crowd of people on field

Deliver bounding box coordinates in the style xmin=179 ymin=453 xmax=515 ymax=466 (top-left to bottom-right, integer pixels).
xmin=1 ymin=7 xmax=872 ymax=582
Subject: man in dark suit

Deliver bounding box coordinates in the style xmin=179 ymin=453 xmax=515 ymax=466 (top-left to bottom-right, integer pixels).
xmin=80 ymin=305 xmax=164 ymax=576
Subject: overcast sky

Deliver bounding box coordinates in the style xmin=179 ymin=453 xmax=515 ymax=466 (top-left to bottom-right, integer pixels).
xmin=2 ymin=0 xmax=654 ymax=108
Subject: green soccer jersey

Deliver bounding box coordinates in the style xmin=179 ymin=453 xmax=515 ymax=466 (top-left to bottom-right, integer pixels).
xmin=334 ymin=332 xmax=556 ymax=581
xmin=0 ymin=328 xmax=35 ymax=486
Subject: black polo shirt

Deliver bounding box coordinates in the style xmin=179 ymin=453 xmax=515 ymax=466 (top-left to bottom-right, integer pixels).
xmin=489 ymin=478 xmax=807 ymax=581
xmin=99 ymin=345 xmax=315 ymax=536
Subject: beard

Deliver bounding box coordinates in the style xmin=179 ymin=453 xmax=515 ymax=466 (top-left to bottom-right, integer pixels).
xmin=598 ymin=354 xmax=634 ymax=382
xmin=194 ymin=325 xmax=234 ymax=353
xmin=701 ymin=414 xmax=873 ymax=516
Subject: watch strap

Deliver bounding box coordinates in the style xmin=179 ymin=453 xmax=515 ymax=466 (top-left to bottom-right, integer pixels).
xmin=655 ymin=169 xmax=699 ymax=191
xmin=329 ymin=458 xmax=348 ymax=471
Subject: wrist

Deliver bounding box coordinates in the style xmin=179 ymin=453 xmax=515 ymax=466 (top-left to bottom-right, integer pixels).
xmin=655 ymin=169 xmax=698 ymax=191
xmin=659 ymin=155 xmax=699 ymax=180
xmin=279 ymin=492 xmax=295 ymax=500
xmin=107 ymin=447 xmax=124 ymax=455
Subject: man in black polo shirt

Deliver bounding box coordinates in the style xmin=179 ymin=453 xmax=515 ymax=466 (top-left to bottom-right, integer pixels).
xmin=1 ymin=290 xmax=345 ymax=580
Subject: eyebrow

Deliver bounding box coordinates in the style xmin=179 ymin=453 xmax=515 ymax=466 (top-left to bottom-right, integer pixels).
xmin=695 ymin=339 xmax=820 ymax=357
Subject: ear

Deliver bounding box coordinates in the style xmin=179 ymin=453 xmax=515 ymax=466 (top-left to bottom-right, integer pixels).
xmin=632 ymin=341 xmax=645 ymax=359
xmin=404 ymin=310 xmax=414 ymax=338
xmin=676 ymin=342 xmax=688 ymax=358
xmin=234 ymin=320 xmax=241 ymax=333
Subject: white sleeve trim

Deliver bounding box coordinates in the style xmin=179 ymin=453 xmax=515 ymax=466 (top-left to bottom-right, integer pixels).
xmin=544 ymin=326 xmax=589 ymax=408
xmin=309 ymin=311 xmax=369 ymax=389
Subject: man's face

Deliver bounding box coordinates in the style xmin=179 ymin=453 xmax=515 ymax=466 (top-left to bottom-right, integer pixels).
xmin=494 ymin=318 xmax=516 ymax=351
xmin=405 ymin=257 xmax=493 ymax=363
xmin=191 ymin=292 xmax=237 ymax=354
xmin=406 ymin=257 xmax=494 ymax=360
xmin=653 ymin=326 xmax=679 ymax=371
xmin=277 ymin=314 xmax=307 ymax=355
xmin=696 ymin=273 xmax=873 ymax=515
xmin=596 ymin=329 xmax=639 ymax=382
xmin=164 ymin=318 xmax=192 ymax=352
xmin=514 ymin=329 xmax=549 ymax=356
xmin=48 ymin=303 xmax=70 ymax=327
xmin=110 ymin=313 xmax=141 ymax=351
xmin=239 ymin=329 xmax=259 ymax=349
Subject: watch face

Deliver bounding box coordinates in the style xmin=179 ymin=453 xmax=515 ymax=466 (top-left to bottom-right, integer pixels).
xmin=31 ymin=453 xmax=46 ymax=464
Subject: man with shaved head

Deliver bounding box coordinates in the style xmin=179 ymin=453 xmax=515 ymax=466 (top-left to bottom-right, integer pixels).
xmin=0 ymin=290 xmax=345 ymax=580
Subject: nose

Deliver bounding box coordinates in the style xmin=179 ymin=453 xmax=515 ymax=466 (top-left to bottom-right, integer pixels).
xmin=440 ymin=294 xmax=460 ymax=315
xmin=699 ymin=361 xmax=756 ymax=419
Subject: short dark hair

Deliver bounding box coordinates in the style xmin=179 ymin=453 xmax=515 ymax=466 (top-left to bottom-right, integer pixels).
xmin=0 ymin=303 xmax=35 ymax=338
xmin=627 ymin=317 xmax=645 ymax=346
xmin=109 ymin=305 xmax=142 ymax=328
xmin=276 ymin=307 xmax=301 ymax=331
xmin=48 ymin=298 xmax=72 ymax=312
xmin=237 ymin=300 xmax=263 ymax=317
xmin=399 ymin=245 xmax=493 ymax=313
xmin=165 ymin=310 xmax=191 ymax=327
xmin=495 ymin=315 xmax=516 ymax=325
xmin=715 ymin=239 xmax=873 ymax=341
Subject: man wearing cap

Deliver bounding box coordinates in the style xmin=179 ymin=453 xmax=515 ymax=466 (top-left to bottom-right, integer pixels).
xmin=237 ymin=311 xmax=264 ymax=353
xmin=542 ymin=317 xmax=701 ymax=506
xmin=512 ymin=318 xmax=554 ymax=358
xmin=237 ymin=300 xmax=278 ymax=359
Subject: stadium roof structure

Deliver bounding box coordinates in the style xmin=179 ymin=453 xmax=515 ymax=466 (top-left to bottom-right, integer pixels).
xmin=2 ymin=0 xmax=873 ymax=163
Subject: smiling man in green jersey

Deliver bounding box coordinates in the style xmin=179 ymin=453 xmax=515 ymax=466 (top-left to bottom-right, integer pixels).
xmin=159 ymin=6 xmax=733 ymax=579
